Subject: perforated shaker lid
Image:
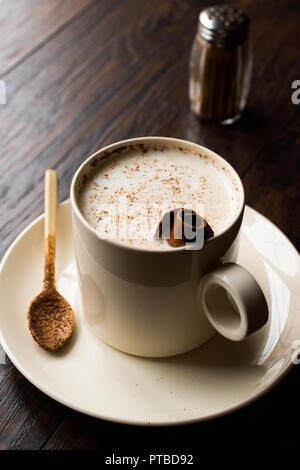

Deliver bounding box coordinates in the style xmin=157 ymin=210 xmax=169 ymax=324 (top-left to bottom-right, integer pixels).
xmin=199 ymin=4 xmax=249 ymax=45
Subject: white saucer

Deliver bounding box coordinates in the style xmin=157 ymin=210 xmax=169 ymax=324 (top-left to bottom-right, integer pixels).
xmin=0 ymin=201 xmax=299 ymax=426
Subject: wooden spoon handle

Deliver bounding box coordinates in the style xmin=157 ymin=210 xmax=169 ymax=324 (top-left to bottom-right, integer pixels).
xmin=43 ymin=170 xmax=57 ymax=290
xmin=45 ymin=170 xmax=57 ymax=238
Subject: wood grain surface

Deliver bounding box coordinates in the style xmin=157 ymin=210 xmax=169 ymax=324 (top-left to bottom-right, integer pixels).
xmin=0 ymin=0 xmax=299 ymax=452
xmin=0 ymin=0 xmax=93 ymax=75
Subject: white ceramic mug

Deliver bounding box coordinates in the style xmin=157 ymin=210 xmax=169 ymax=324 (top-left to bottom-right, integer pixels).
xmin=70 ymin=137 xmax=268 ymax=357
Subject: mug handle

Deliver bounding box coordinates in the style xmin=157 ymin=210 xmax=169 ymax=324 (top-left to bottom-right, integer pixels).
xmin=199 ymin=263 xmax=269 ymax=341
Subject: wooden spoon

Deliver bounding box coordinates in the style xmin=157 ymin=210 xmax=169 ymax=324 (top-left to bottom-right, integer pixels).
xmin=27 ymin=170 xmax=74 ymax=351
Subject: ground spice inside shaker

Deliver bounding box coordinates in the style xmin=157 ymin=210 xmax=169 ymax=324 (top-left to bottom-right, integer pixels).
xmin=189 ymin=4 xmax=252 ymax=125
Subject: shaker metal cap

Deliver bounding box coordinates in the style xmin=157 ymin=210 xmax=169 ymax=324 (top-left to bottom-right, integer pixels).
xmin=199 ymin=4 xmax=249 ymax=45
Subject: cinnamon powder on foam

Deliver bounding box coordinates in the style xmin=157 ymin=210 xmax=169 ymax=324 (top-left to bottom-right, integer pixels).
xmin=77 ymin=147 xmax=240 ymax=249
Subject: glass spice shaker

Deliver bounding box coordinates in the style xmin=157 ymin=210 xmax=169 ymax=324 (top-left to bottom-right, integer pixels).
xmin=189 ymin=4 xmax=252 ymax=125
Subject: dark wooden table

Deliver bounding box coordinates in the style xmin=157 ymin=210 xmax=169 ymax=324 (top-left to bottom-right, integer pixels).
xmin=0 ymin=0 xmax=299 ymax=453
